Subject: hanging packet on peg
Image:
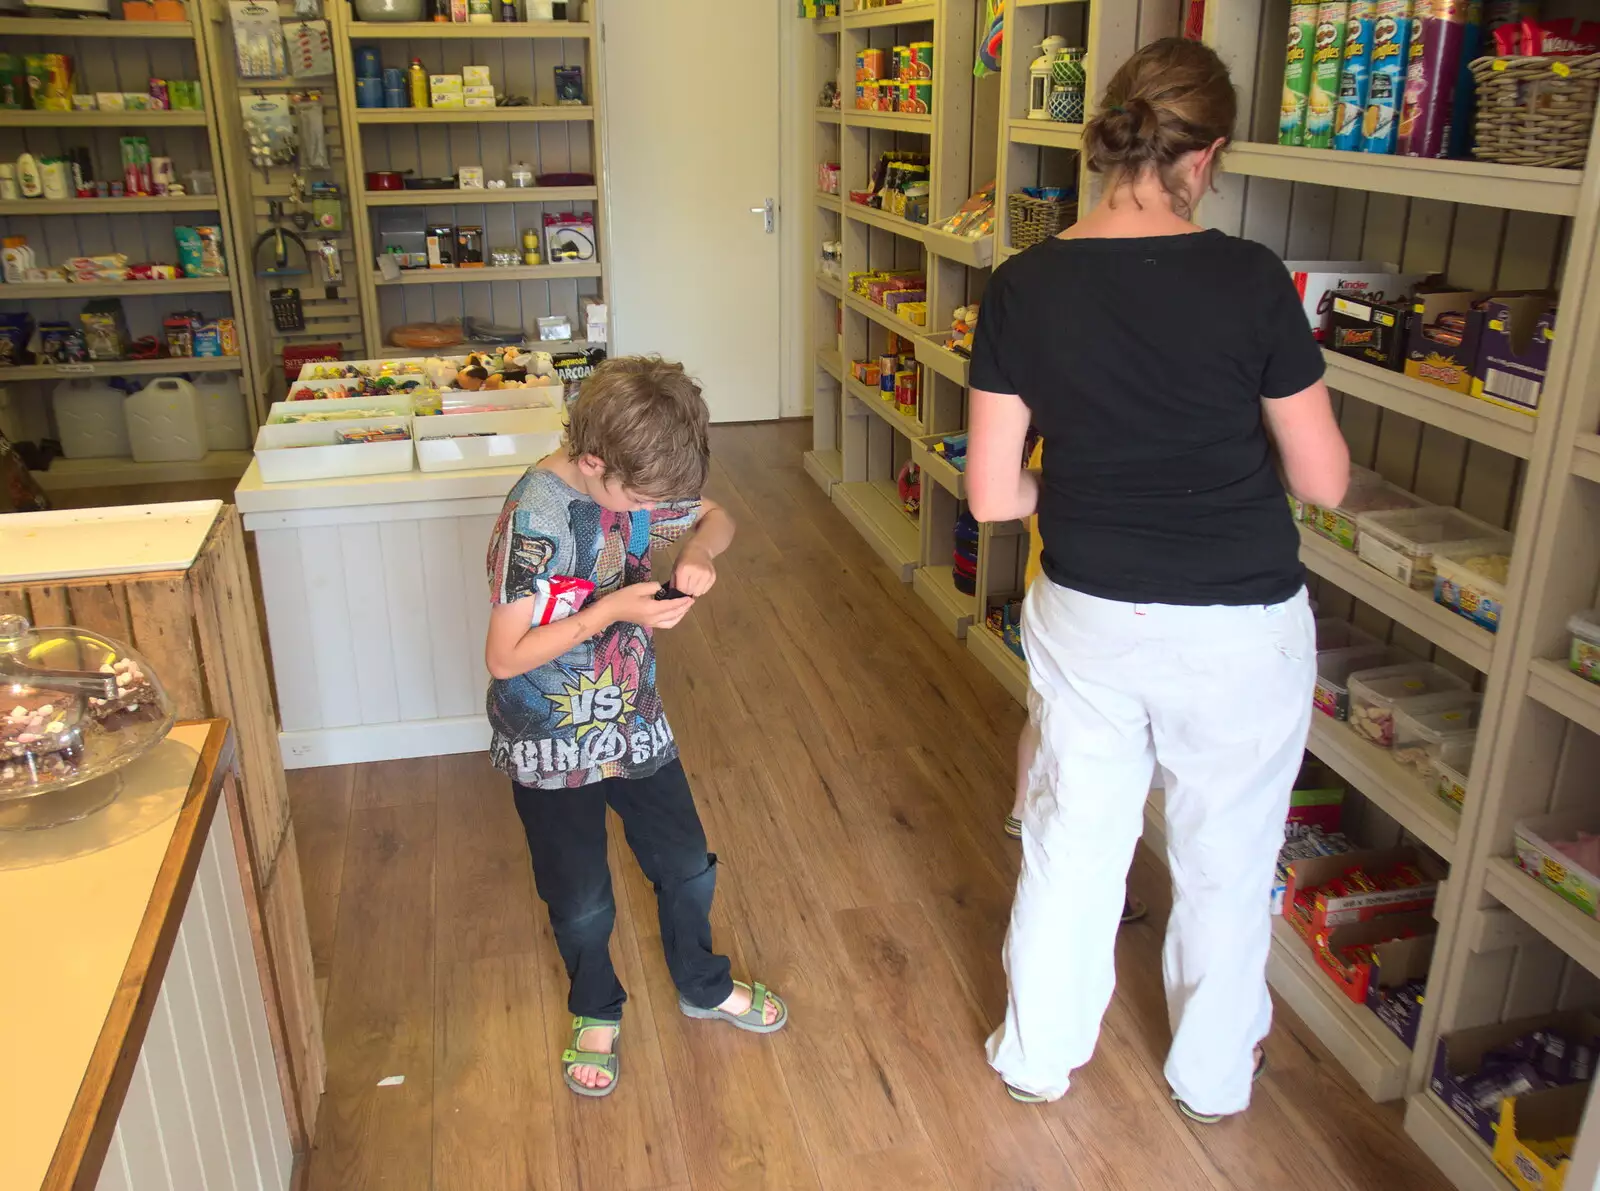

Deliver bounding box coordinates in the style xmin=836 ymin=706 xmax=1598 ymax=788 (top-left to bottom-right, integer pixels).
xmin=287 ymin=20 xmax=334 ymax=79
xmin=295 ymin=97 xmax=329 ymax=168
xmin=231 ymin=1 xmax=288 ymax=79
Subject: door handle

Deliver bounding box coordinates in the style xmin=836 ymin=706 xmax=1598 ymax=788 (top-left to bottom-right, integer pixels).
xmin=749 ymin=198 xmax=775 ymax=234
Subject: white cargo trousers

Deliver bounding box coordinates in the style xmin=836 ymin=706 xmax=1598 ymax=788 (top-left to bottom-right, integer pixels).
xmin=986 ymin=578 xmax=1315 ymax=1116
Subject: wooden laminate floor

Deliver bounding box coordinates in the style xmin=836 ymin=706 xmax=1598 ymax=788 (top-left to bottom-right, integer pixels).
xmin=289 ymin=421 xmax=1452 ymax=1191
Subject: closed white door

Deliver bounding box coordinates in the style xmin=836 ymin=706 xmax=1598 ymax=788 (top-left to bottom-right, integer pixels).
xmin=600 ymin=0 xmax=782 ymax=423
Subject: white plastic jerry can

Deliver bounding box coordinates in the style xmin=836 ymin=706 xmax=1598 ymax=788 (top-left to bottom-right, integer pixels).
xmin=52 ymin=379 xmax=131 ymax=459
xmin=193 ymin=373 xmax=250 ymax=451
xmin=124 ymin=376 xmax=208 ymax=463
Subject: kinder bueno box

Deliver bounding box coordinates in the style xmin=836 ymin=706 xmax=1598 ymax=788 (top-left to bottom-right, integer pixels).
xmin=1284 ymin=260 xmax=1427 ymax=341
xmin=1473 ymin=295 xmax=1555 ymax=414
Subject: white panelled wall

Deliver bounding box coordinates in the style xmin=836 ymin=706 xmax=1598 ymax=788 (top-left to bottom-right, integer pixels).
xmin=98 ymin=796 xmax=293 ymax=1191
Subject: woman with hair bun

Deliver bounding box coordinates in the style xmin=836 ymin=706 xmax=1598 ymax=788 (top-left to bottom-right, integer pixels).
xmin=965 ymin=37 xmax=1349 ymax=1123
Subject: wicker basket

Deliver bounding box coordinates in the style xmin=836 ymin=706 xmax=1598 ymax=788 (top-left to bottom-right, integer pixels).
xmin=1469 ymin=53 xmax=1600 ymax=169
xmin=1007 ymin=192 xmax=1077 ymax=252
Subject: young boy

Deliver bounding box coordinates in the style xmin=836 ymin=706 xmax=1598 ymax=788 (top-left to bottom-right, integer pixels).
xmin=484 ymin=356 xmax=787 ymax=1098
xmin=1005 ymin=434 xmax=1144 ymax=923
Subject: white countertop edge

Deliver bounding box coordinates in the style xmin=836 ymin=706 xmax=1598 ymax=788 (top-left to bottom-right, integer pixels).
xmin=233 ymin=459 xmax=530 ymax=514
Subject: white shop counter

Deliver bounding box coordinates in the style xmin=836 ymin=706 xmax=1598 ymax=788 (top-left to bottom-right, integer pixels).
xmin=236 ymin=459 xmax=534 ymax=769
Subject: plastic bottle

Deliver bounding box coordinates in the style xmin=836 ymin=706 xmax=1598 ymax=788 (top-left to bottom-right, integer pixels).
xmin=407 ymin=58 xmax=429 ymax=108
xmin=521 ymin=228 xmax=541 ymax=266
xmin=16 ymin=153 xmax=42 ymax=199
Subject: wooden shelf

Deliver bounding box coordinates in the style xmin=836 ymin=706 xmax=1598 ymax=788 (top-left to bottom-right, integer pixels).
xmin=31 ymin=450 xmax=251 ymax=492
xmin=842 ymin=201 xmax=926 ymax=242
xmin=1527 ymin=658 xmax=1600 ymax=739
xmin=814 ymin=16 xmax=840 ymax=34
xmin=847 ymin=377 xmax=923 ymax=438
xmin=914 ymin=565 xmax=975 ymax=636
xmin=1267 ymin=918 xmax=1412 ymax=1102
xmin=843 ymin=292 xmax=929 ymax=342
xmin=1404 ymin=1094 xmax=1506 ymax=1191
xmin=967 ymin=623 xmax=1029 ymax=704
xmin=841 ymin=1 xmax=936 ymax=28
xmin=815 ymin=191 xmax=843 ymax=212
xmin=0 ymin=356 xmax=242 ymax=382
xmin=815 ymin=107 xmax=842 ymax=123
xmin=1008 ymin=118 xmax=1084 ymax=151
xmin=1015 ymin=0 xmax=1089 ymax=5
xmin=912 ymin=335 xmax=968 ymax=386
xmin=373 ymin=263 xmax=601 ymax=285
xmin=1297 ymin=525 xmax=1496 ymax=671
xmin=920 ymin=225 xmax=993 ymax=268
xmin=910 ymin=432 xmax=966 ymax=500
xmin=345 ymin=19 xmax=592 ymax=37
xmin=0 ymin=277 xmax=232 ymax=299
xmin=1223 ymin=141 xmax=1583 ymax=217
xmin=1323 ymin=352 xmax=1536 ymax=460
xmin=833 ymin=480 xmax=918 ymax=580
xmin=815 ymin=272 xmax=844 ymax=297
xmin=0 ymin=196 xmax=220 ymax=216
xmin=363 ymin=186 xmax=597 ymax=206
xmin=1574 ymin=434 xmax=1600 ymax=484
xmin=1307 ymin=714 xmax=1462 ymax=860
xmin=1484 ymin=856 xmax=1600 ymax=981
xmin=802 ymin=448 xmax=843 ymax=493
xmin=354 ymin=106 xmax=593 ymax=124
xmin=841 ymin=109 xmax=933 ymax=133
xmin=10 ymin=109 xmax=207 ymax=127
xmin=0 ymin=17 xmax=193 ymax=37
xmin=816 ymin=347 xmax=844 ymax=381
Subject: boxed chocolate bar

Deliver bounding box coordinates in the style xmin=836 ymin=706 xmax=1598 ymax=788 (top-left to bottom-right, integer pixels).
xmin=1430 ymin=1010 xmax=1600 ymax=1145
xmin=1328 ymin=289 xmax=1411 ymax=371
xmin=1493 ymin=1082 xmax=1587 ymax=1191
xmin=1472 ymin=295 xmax=1556 ymax=415
xmin=1404 ymin=289 xmax=1492 ymax=394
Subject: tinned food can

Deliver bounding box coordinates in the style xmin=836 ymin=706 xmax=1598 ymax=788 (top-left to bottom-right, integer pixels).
xmin=903 ymin=80 xmax=932 ymax=113
xmin=893 ymin=45 xmax=911 ymax=80
xmin=908 ymin=41 xmax=934 ymax=80
xmin=877 ymin=80 xmax=899 ymax=111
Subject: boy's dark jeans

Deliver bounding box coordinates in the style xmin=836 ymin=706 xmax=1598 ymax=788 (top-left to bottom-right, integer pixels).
xmin=512 ymin=757 xmax=734 ymax=1022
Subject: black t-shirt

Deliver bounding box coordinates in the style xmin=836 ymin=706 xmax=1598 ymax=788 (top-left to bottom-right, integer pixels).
xmin=969 ymin=229 xmax=1325 ymax=607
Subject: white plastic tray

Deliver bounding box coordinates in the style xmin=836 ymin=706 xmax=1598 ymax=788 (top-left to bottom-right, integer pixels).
xmin=413 ymin=408 xmax=564 ymax=473
xmin=266 ymin=394 xmax=414 ymax=425
xmin=253 ymin=418 xmax=415 ymax=483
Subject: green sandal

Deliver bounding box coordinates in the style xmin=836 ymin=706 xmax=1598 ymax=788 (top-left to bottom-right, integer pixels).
xmin=1004 ymin=813 xmax=1023 ymax=839
xmin=679 ymin=980 xmax=789 ymax=1034
xmin=561 ymin=1016 xmax=620 ymax=1098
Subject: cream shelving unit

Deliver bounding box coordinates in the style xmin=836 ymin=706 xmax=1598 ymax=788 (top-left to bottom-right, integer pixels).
xmin=0 ymin=5 xmax=262 ymax=491
xmin=1193 ymin=4 xmax=1600 ymax=1183
xmin=329 ymin=2 xmax=605 ymax=358
xmin=799 ymin=1 xmax=1600 ymax=1185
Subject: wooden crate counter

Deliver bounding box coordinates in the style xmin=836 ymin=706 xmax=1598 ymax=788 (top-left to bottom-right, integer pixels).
xmin=0 ymin=721 xmax=297 ymax=1191
xmin=0 ymin=503 xmax=324 ymax=1141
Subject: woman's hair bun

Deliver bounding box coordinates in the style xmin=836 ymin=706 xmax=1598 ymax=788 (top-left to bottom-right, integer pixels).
xmin=1082 ymin=37 xmax=1237 ymax=189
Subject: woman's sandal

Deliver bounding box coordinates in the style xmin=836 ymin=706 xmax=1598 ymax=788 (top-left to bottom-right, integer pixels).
xmin=679 ymin=979 xmax=789 ymax=1034
xmin=561 ymin=1016 xmax=621 ymax=1098
xmin=1004 ymin=813 xmax=1024 ymax=839
xmin=1172 ymin=1045 xmax=1267 ymax=1124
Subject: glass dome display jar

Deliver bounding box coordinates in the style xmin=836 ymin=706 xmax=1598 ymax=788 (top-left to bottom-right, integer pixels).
xmin=0 ymin=614 xmax=175 ymax=830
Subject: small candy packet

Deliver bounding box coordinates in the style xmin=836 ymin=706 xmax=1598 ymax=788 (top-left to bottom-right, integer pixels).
xmin=530 ymin=575 xmax=596 ymax=627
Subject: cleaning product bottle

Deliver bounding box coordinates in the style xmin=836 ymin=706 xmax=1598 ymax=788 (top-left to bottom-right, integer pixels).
xmin=407 ymin=58 xmax=429 ymax=108
xmin=16 ymin=152 xmax=42 ymax=198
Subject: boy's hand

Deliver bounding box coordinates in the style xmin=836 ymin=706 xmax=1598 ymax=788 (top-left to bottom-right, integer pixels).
xmin=601 ymin=581 xmax=695 ymax=630
xmin=673 ymin=543 xmax=717 ymax=597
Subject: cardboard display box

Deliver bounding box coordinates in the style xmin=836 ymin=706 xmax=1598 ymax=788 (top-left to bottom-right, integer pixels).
xmin=1365 ymin=928 xmax=1434 ymax=1050
xmin=1473 ymin=295 xmax=1556 ymax=415
xmin=1430 ymin=1011 xmax=1600 ymax=1146
xmin=1328 ymin=290 xmax=1411 ymax=371
xmin=1310 ymin=910 xmax=1436 ymax=1006
xmin=1283 ymin=845 xmax=1445 ymax=942
xmin=1493 ymin=1082 xmax=1589 ymax=1191
xmin=1404 ymin=289 xmax=1492 ymax=395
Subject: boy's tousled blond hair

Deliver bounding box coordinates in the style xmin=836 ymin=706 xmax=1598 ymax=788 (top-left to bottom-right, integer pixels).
xmin=565 ymin=355 xmax=711 ymax=501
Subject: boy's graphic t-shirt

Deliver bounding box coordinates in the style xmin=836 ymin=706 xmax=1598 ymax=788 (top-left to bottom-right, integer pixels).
xmin=486 ymin=467 xmax=700 ymax=789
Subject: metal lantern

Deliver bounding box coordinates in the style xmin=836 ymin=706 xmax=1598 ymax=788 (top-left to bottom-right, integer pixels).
xmin=1028 ymin=36 xmax=1068 ymax=120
